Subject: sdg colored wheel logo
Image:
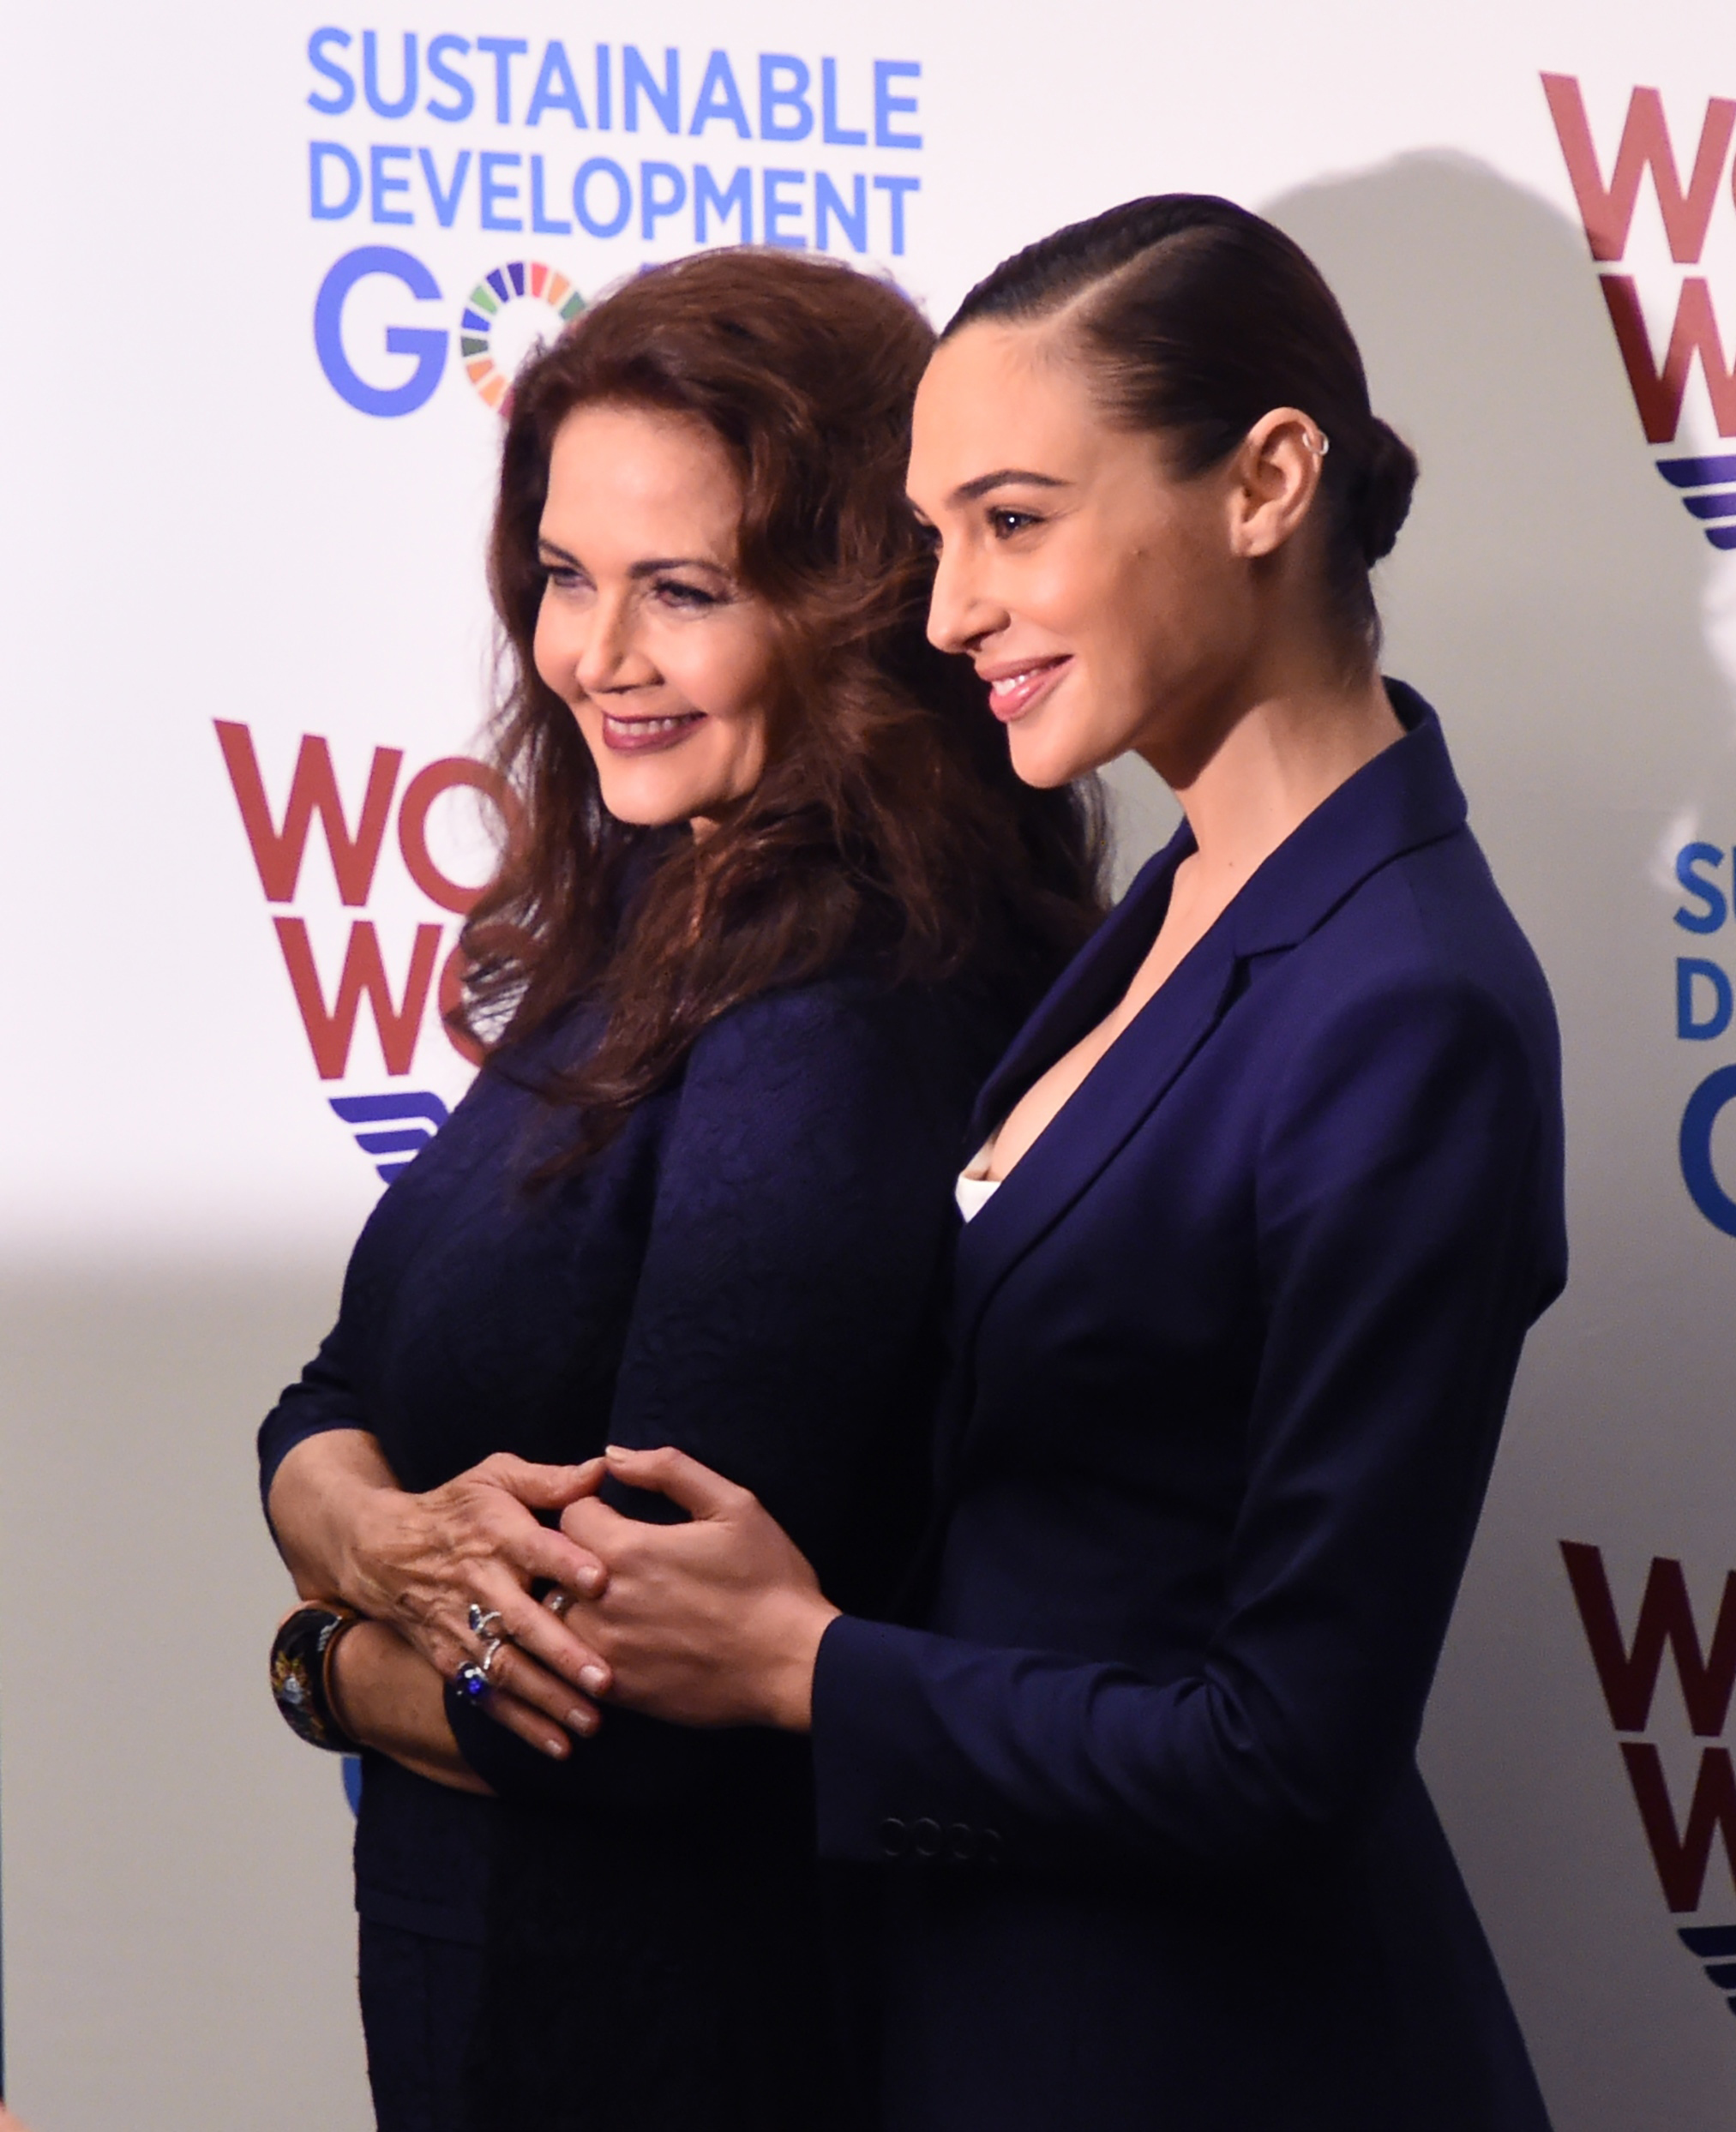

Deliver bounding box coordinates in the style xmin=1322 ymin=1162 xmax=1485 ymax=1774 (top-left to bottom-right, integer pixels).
xmin=314 ymin=247 xmax=590 ymax=418
xmin=461 ymin=261 xmax=586 ymax=411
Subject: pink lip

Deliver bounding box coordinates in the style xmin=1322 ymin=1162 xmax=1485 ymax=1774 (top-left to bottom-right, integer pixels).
xmin=598 ymin=711 xmax=706 ymax=755
xmin=978 ymin=657 xmax=1072 ymax=724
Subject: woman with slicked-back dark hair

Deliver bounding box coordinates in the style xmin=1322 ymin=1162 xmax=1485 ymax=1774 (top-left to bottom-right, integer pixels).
xmin=254 ymin=245 xmax=1101 ymax=2132
xmin=545 ymin=198 xmax=1567 ymax=2132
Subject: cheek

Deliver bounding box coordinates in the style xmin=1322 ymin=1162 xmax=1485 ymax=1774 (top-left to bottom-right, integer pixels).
xmin=532 ymin=598 xmax=571 ymax=699
xmin=676 ymin=629 xmax=779 ymax=730
xmin=1017 ymin=529 xmax=1144 ymax=669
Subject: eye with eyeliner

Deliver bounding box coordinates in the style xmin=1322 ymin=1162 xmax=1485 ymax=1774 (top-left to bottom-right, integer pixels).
xmin=538 ymin=550 xmax=589 ymax=592
xmin=652 ymin=575 xmax=724 ymax=610
xmin=988 ymin=506 xmax=1043 ymax=539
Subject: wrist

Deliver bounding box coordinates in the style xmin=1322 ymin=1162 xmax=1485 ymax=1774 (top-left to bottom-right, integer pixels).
xmin=325 ymin=1617 xmax=378 ymax=1749
xmin=270 ymin=1429 xmax=401 ymax=1604
xmin=337 ymin=1478 xmax=413 ymax=1617
xmin=761 ymin=1595 xmax=839 ymax=1733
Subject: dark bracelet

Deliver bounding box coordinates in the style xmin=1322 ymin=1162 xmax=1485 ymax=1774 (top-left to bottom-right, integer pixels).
xmin=270 ymin=1602 xmax=363 ymax=1753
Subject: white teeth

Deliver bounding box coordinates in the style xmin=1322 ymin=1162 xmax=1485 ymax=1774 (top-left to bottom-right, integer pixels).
xmin=604 ymin=715 xmax=695 ymax=736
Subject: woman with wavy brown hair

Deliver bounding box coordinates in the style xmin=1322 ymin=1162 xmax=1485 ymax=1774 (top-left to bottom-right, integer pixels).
xmin=256 ymin=245 xmax=1101 ymax=2132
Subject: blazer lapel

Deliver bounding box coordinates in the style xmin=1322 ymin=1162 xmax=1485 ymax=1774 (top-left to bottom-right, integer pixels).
xmin=945 ymin=923 xmax=1240 ymax=1419
xmin=933 ymin=688 xmax=1469 ymax=1497
xmin=969 ymin=826 xmax=1194 ymax=1146
xmin=961 ymin=687 xmax=1465 ymax=1291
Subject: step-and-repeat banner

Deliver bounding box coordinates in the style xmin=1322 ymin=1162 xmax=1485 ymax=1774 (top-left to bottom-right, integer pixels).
xmin=3 ymin=3 xmax=1736 ymax=2124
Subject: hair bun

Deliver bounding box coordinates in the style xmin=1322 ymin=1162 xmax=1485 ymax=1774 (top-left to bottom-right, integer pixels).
xmin=1352 ymin=419 xmax=1418 ymax=565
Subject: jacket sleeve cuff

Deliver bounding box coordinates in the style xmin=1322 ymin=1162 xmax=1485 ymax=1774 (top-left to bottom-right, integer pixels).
xmin=810 ymin=1613 xmax=1009 ymax=1871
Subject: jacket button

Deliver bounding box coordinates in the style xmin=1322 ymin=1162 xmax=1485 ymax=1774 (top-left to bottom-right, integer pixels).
xmin=911 ymin=1817 xmax=942 ymax=1859
xmin=945 ymin=1823 xmax=976 ymax=1862
xmin=879 ymin=1817 xmax=910 ymax=1859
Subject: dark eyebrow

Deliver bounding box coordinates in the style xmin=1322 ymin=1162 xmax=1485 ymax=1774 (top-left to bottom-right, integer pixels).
xmin=535 ymin=538 xmax=730 ymax=580
xmin=946 ymin=468 xmax=1070 ymax=507
xmin=627 ymin=556 xmax=730 ymax=580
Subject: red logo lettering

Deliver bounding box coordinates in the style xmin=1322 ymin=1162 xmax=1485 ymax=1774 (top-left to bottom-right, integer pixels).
xmin=219 ymin=719 xmax=502 ymax=1085
xmin=272 ymin=918 xmax=447 ymax=1080
xmin=1621 ymin=1742 xmax=1736 ymax=1910
xmin=1562 ymin=1540 xmax=1736 ymax=1736
xmin=215 ymin=720 xmax=403 ymax=906
xmin=1598 ymin=276 xmax=1736 ymax=443
xmin=396 ymin=756 xmax=520 ymax=915
xmin=1542 ymin=74 xmax=1735 ymax=265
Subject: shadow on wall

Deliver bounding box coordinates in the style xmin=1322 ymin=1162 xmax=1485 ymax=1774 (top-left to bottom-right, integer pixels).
xmin=1268 ymin=153 xmax=1736 ymax=2130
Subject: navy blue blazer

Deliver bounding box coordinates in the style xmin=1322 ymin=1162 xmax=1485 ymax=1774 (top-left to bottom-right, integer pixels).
xmin=811 ymin=688 xmax=1566 ymax=2132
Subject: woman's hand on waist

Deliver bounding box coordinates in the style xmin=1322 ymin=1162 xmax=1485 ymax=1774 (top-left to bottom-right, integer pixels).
xmin=267 ymin=1431 xmax=616 ymax=1752
xmin=554 ymin=1444 xmax=840 ymax=1733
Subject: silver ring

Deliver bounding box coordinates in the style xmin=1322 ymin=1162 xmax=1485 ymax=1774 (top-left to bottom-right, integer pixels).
xmin=467 ymin=1604 xmax=503 ymax=1640
xmin=480 ymin=1636 xmax=508 ymax=1678
xmin=454 ymin=1661 xmax=490 ymax=1700
xmin=545 ymin=1590 xmax=571 ymax=1619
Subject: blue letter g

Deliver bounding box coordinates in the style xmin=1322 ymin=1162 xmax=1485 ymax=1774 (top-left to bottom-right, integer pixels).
xmin=1681 ymin=1063 xmax=1736 ymax=1235
xmin=314 ymin=246 xmax=447 ymax=417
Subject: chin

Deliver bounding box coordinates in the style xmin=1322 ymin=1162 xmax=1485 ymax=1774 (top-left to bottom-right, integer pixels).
xmin=1006 ymin=724 xmax=1096 ymax=791
xmin=593 ymin=770 xmax=709 ymax=828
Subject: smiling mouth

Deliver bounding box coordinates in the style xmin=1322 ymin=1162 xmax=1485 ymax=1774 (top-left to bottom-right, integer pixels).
xmin=599 ymin=711 xmax=706 ymax=754
xmin=982 ymin=658 xmax=1071 ymax=723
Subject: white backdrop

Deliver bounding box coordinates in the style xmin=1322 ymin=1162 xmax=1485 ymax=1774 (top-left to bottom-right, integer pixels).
xmin=3 ymin=3 xmax=1735 ymax=2124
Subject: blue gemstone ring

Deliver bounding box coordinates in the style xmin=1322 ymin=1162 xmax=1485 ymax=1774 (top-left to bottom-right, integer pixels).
xmin=454 ymin=1661 xmax=490 ymax=1700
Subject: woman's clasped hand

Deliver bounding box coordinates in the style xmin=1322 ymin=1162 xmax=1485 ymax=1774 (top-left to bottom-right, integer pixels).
xmin=271 ymin=1434 xmax=616 ymax=1753
xmin=548 ymin=1446 xmax=839 ymax=1733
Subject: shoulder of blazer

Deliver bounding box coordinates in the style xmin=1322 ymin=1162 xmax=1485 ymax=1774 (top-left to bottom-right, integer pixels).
xmin=1226 ymin=682 xmax=1468 ymax=959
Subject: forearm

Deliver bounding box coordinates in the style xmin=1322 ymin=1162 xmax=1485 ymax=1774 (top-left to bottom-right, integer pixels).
xmin=809 ymin=1614 xmax=1418 ymax=1880
xmin=267 ymin=1427 xmax=404 ymax=1607
xmin=329 ymin=1620 xmax=492 ymax=1796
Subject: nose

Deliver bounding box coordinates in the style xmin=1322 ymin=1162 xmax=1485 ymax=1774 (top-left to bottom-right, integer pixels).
xmin=574 ymin=587 xmax=659 ymax=699
xmin=925 ymin=538 xmax=1005 ymax=658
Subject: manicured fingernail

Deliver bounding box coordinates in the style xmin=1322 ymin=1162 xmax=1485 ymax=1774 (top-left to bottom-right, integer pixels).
xmin=604 ymin=1444 xmax=628 ymax=1458
xmin=568 ymin=1708 xmax=597 ymax=1735
xmin=580 ymin=1666 xmax=609 ymax=1695
xmin=577 ymin=1566 xmax=601 ymax=1594
xmin=543 ymin=1737 xmax=568 ymax=1758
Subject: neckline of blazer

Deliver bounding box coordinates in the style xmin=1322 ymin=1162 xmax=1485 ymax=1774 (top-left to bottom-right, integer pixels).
xmin=940 ymin=683 xmax=1469 ymax=1459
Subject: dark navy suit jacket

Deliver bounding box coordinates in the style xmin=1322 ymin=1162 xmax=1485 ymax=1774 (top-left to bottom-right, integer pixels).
xmin=811 ymin=689 xmax=1566 ymax=2132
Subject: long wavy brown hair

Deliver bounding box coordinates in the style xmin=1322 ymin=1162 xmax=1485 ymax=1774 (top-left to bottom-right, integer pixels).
xmin=457 ymin=247 xmax=1103 ymax=1160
